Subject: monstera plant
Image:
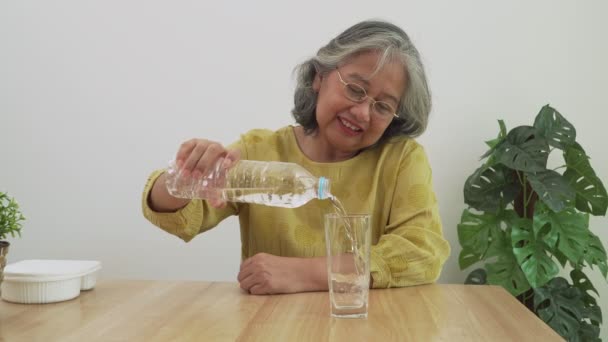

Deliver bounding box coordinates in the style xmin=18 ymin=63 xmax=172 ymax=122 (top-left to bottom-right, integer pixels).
xmin=457 ymin=105 xmax=607 ymax=341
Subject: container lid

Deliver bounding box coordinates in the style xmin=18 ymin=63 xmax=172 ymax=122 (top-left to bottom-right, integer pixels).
xmin=3 ymin=260 xmax=101 ymax=282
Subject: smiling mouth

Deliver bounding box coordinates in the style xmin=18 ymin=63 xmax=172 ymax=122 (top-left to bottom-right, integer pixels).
xmin=338 ymin=117 xmax=362 ymax=132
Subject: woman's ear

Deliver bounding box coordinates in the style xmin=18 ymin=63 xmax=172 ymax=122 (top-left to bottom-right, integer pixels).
xmin=312 ymin=73 xmax=322 ymax=93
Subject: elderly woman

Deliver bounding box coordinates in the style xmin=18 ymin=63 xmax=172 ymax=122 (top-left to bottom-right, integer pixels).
xmin=143 ymin=20 xmax=450 ymax=294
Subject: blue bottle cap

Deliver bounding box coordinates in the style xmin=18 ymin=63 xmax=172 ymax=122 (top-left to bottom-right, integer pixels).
xmin=318 ymin=177 xmax=330 ymax=199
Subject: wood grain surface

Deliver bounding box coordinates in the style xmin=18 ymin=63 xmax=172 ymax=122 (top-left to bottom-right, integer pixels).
xmin=0 ymin=280 xmax=563 ymax=341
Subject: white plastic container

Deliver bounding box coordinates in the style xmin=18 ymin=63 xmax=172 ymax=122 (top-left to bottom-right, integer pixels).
xmin=1 ymin=260 xmax=101 ymax=304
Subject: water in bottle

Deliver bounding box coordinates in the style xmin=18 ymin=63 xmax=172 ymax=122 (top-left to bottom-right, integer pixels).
xmin=165 ymin=159 xmax=331 ymax=208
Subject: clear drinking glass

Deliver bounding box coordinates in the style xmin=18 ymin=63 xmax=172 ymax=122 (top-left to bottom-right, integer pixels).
xmin=324 ymin=213 xmax=371 ymax=318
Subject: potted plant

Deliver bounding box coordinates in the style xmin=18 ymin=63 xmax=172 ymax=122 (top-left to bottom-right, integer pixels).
xmin=0 ymin=192 xmax=25 ymax=290
xmin=457 ymin=105 xmax=607 ymax=341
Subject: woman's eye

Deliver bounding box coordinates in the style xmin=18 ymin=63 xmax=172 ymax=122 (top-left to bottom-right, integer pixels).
xmin=346 ymin=84 xmax=366 ymax=99
xmin=376 ymin=102 xmax=393 ymax=114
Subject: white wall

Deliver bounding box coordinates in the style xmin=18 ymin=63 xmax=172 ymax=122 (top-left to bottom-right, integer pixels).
xmin=1 ymin=0 xmax=607 ymax=338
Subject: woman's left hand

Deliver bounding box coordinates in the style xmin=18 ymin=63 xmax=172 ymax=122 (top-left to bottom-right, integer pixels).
xmin=237 ymin=253 xmax=326 ymax=295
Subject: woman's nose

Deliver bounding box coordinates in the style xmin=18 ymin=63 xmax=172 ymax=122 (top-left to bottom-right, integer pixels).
xmin=350 ymin=100 xmax=372 ymax=123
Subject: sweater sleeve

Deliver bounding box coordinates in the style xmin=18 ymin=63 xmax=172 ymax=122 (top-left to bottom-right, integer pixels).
xmin=370 ymin=143 xmax=450 ymax=288
xmin=141 ymin=170 xmax=240 ymax=242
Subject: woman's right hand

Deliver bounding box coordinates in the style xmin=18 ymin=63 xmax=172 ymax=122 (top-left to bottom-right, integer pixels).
xmin=149 ymin=139 xmax=240 ymax=212
xmin=175 ymin=138 xmax=240 ymax=180
xmin=174 ymin=138 xmax=241 ymax=208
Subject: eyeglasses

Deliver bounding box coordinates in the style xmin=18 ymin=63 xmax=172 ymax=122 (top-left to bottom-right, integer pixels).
xmin=336 ymin=70 xmax=399 ymax=119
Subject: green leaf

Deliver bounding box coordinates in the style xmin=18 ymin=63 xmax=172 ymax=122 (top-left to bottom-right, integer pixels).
xmin=570 ymin=269 xmax=598 ymax=306
xmin=563 ymin=145 xmax=608 ymax=216
xmin=534 ymin=277 xmax=586 ymax=341
xmin=533 ymin=202 xmax=589 ymax=265
xmin=464 ymin=268 xmax=487 ymax=285
xmin=498 ymin=119 xmax=507 ymax=137
xmin=457 ymin=209 xmax=495 ymax=253
xmin=577 ymin=321 xmax=601 ymax=342
xmin=486 ymin=252 xmax=531 ymax=296
xmin=459 ymin=246 xmax=481 ymax=270
xmin=527 ymin=170 xmax=575 ymax=213
xmin=485 ymin=220 xmax=513 ymax=259
xmin=570 ymin=271 xmax=603 ymax=338
xmin=494 ymin=126 xmax=550 ymax=172
xmin=582 ymin=233 xmax=608 ymax=278
xmin=533 ymin=105 xmax=576 ymax=149
xmin=534 ymin=275 xmax=602 ymax=341
xmin=511 ymin=218 xmax=559 ymax=288
xmin=553 ymin=248 xmax=569 ymax=268
xmin=585 ymin=305 xmax=602 ymax=326
xmin=481 ymin=120 xmax=508 ymax=159
xmin=0 ymin=192 xmax=26 ymax=240
xmin=484 ymin=137 xmax=501 ymax=149
xmin=457 ymin=209 xmax=515 ymax=269
xmin=463 ymin=164 xmax=519 ymax=213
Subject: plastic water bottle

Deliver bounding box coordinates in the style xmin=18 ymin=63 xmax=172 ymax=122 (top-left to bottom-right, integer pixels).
xmin=165 ymin=159 xmax=331 ymax=208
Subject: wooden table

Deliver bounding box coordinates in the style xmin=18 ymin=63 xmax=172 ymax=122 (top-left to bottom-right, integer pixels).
xmin=0 ymin=280 xmax=562 ymax=341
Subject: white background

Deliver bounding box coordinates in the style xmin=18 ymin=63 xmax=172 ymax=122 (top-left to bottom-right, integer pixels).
xmin=1 ymin=0 xmax=607 ymax=338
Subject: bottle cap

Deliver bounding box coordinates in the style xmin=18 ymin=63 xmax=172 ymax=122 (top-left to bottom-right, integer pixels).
xmin=318 ymin=177 xmax=330 ymax=199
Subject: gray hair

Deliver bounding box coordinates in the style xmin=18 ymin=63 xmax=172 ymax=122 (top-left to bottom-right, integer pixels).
xmin=292 ymin=20 xmax=431 ymax=142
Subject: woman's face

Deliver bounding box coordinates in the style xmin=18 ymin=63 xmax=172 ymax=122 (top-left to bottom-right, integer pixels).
xmin=312 ymin=51 xmax=406 ymax=157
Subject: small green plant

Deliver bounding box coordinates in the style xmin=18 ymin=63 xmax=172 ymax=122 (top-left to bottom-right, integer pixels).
xmin=0 ymin=192 xmax=25 ymax=241
xmin=457 ymin=105 xmax=607 ymax=341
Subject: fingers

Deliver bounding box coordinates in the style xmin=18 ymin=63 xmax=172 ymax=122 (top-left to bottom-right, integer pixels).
xmin=176 ymin=139 xmax=228 ymax=179
xmin=238 ymin=256 xmax=259 ymax=290
xmin=238 ymin=272 xmax=258 ymax=292
xmin=248 ymin=284 xmax=267 ymax=295
xmin=239 ymin=271 xmax=270 ymax=295
xmin=174 ymin=139 xmax=239 ymax=182
xmin=175 ymin=139 xmax=197 ymax=166
xmin=195 ymin=143 xmax=227 ymax=177
xmin=237 ymin=260 xmax=254 ymax=282
xmin=180 ymin=140 xmax=206 ymax=174
xmin=239 ymin=257 xmax=253 ymax=273
xmin=224 ymin=149 xmax=241 ymax=168
xmin=238 ymin=254 xmax=276 ymax=295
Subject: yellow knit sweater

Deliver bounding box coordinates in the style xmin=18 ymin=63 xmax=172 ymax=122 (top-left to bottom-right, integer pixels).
xmin=142 ymin=126 xmax=450 ymax=288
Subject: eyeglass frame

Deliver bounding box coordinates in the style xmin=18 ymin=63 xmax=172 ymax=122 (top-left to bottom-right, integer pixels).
xmin=336 ymin=69 xmax=400 ymax=120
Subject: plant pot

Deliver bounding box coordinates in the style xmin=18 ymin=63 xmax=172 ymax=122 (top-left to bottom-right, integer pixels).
xmin=0 ymin=241 xmax=9 ymax=296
